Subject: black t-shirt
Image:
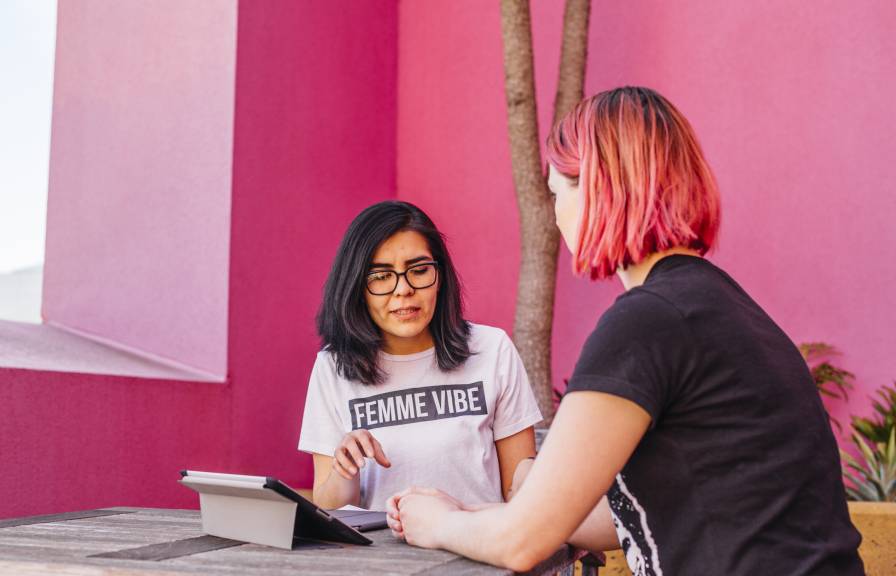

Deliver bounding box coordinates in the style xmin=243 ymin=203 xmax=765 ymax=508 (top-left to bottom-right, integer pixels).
xmin=566 ymin=255 xmax=863 ymax=576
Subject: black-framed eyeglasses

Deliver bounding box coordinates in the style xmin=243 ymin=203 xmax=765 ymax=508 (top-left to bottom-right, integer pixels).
xmin=366 ymin=261 xmax=439 ymax=295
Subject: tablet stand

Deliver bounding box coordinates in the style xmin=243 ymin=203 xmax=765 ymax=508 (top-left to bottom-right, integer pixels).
xmin=180 ymin=476 xmax=299 ymax=549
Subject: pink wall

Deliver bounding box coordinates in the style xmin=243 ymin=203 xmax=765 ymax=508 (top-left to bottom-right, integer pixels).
xmin=5 ymin=0 xmax=890 ymax=520
xmin=43 ymin=0 xmax=237 ymax=378
xmin=397 ymin=1 xmax=896 ymax=433
xmin=226 ymin=0 xmax=397 ymax=487
xmin=0 ymin=369 xmax=231 ymax=518
xmin=1 ymin=0 xmax=396 ymax=518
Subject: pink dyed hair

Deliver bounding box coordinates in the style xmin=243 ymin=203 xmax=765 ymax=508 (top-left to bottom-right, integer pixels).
xmin=546 ymin=86 xmax=721 ymax=280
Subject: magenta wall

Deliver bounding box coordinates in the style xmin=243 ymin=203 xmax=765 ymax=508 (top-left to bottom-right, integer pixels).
xmin=397 ymin=1 xmax=896 ymax=431
xmin=43 ymin=0 xmax=236 ymax=378
xmin=0 ymin=1 xmax=396 ymax=518
xmin=226 ymin=0 xmax=397 ymax=487
xmin=0 ymin=369 xmax=231 ymax=517
xmin=4 ymin=0 xmax=890 ymax=520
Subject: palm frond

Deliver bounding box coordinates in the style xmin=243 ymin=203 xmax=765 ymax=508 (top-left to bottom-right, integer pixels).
xmin=852 ymin=383 xmax=896 ymax=444
xmin=798 ymin=342 xmax=854 ymax=430
xmin=842 ymin=429 xmax=896 ymax=502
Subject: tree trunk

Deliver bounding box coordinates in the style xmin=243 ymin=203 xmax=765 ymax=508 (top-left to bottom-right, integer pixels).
xmin=553 ymin=0 xmax=591 ymax=126
xmin=500 ymin=0 xmax=590 ymax=425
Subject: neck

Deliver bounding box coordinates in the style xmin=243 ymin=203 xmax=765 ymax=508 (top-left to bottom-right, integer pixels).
xmin=382 ymin=330 xmax=435 ymax=355
xmin=616 ymin=247 xmax=702 ymax=291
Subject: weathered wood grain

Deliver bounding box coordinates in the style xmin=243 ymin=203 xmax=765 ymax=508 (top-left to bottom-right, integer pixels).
xmin=0 ymin=509 xmax=133 ymax=528
xmin=89 ymin=536 xmax=244 ymax=561
xmin=0 ymin=508 xmax=596 ymax=575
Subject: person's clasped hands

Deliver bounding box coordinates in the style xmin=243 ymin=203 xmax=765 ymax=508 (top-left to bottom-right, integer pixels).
xmin=385 ymin=487 xmax=463 ymax=548
xmin=386 ymin=456 xmax=535 ymax=546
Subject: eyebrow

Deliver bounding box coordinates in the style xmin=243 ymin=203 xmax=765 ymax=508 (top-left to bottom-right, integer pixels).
xmin=369 ymin=255 xmax=433 ymax=269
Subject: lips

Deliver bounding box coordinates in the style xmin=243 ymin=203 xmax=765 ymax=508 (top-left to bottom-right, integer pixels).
xmin=390 ymin=306 xmax=421 ymax=317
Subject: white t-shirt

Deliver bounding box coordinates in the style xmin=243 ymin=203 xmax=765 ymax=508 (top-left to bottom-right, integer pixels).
xmin=298 ymin=324 xmax=543 ymax=511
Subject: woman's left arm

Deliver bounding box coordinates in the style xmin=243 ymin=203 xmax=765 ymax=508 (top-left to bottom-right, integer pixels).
xmin=397 ymin=391 xmax=650 ymax=572
xmin=495 ymin=426 xmax=536 ymax=500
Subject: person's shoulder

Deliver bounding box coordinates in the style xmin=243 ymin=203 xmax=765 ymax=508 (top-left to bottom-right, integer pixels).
xmin=591 ymin=288 xmax=686 ymax=345
xmin=309 ymin=348 xmax=361 ymax=396
xmin=312 ymin=348 xmax=340 ymax=376
xmin=644 ymin=255 xmax=742 ymax=301
xmin=470 ymin=322 xmax=510 ymax=344
xmin=467 ymin=323 xmax=512 ymax=351
xmin=315 ymin=347 xmax=336 ymax=362
xmin=607 ymin=287 xmax=681 ymax=319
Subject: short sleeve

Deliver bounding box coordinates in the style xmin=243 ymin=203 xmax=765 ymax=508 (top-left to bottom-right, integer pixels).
xmin=298 ymin=353 xmax=348 ymax=456
xmin=492 ymin=332 xmax=544 ymax=439
xmin=565 ymin=290 xmax=690 ymax=425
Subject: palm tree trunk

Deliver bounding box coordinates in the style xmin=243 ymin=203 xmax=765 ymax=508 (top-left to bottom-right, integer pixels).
xmin=500 ymin=0 xmax=590 ymax=425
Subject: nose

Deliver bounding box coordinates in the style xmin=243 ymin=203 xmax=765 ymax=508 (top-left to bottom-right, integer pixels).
xmin=393 ymin=273 xmax=415 ymax=296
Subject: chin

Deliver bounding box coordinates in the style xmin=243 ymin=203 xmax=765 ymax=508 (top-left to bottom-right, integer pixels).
xmin=387 ymin=322 xmax=427 ymax=338
xmin=383 ymin=312 xmax=434 ymax=338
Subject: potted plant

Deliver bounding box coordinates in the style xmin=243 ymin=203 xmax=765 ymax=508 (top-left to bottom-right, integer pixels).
xmin=842 ymin=426 xmax=895 ymax=501
xmin=841 ymin=383 xmax=896 ymax=575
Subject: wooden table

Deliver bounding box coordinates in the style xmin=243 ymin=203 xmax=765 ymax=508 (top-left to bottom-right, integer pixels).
xmin=0 ymin=508 xmax=603 ymax=575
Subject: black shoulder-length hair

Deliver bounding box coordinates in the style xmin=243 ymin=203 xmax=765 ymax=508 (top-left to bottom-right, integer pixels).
xmin=316 ymin=200 xmax=472 ymax=385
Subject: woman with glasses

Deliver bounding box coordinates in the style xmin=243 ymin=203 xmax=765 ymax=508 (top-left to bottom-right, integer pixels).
xmin=388 ymin=87 xmax=863 ymax=575
xmin=298 ymin=201 xmax=542 ymax=511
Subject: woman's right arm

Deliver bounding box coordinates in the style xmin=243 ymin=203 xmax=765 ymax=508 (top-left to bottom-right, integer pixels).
xmin=311 ymin=429 xmax=392 ymax=509
xmin=311 ymin=453 xmax=361 ymax=509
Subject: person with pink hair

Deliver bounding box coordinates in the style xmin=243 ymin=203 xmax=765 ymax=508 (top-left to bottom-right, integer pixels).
xmin=386 ymin=87 xmax=863 ymax=575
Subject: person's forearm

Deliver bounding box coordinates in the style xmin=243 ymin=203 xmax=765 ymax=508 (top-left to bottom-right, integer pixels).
xmin=400 ymin=394 xmax=648 ymax=570
xmin=463 ymin=499 xmax=618 ymax=552
xmin=432 ymin=505 xmax=549 ymax=572
xmin=312 ymin=471 xmax=360 ymax=509
xmin=464 ymin=501 xmax=502 ymax=512
xmin=566 ymin=496 xmax=620 ymax=552
xmin=435 ymin=507 xmax=516 ymax=568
